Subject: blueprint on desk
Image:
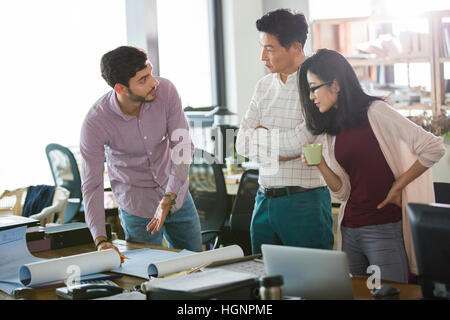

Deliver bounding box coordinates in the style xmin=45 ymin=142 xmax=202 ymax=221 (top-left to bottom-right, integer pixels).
xmin=0 ymin=226 xmax=43 ymax=294
xmin=111 ymin=248 xmax=194 ymax=279
xmin=0 ymin=226 xmax=115 ymax=295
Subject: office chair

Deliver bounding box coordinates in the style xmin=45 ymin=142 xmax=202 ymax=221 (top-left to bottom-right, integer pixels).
xmin=189 ymin=148 xmax=229 ymax=250
xmin=434 ymin=182 xmax=450 ymax=204
xmin=229 ymin=169 xmax=259 ymax=256
xmin=45 ymin=143 xmax=84 ymax=223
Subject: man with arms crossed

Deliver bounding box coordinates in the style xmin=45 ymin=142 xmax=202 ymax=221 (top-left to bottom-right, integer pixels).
xmin=80 ymin=46 xmax=202 ymax=255
xmin=236 ymin=9 xmax=333 ymax=254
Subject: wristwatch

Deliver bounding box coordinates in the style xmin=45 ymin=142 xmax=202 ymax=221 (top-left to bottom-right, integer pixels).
xmin=163 ymin=193 xmax=176 ymax=209
xmin=95 ymin=239 xmax=109 ymax=249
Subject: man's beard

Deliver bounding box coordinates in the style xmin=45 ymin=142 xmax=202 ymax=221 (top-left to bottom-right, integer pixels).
xmin=127 ymin=87 xmax=156 ymax=103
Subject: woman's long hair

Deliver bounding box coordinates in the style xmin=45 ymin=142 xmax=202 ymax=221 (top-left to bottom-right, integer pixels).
xmin=298 ymin=49 xmax=383 ymax=135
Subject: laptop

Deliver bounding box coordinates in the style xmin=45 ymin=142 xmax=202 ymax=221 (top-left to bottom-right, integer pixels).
xmin=261 ymin=244 xmax=354 ymax=300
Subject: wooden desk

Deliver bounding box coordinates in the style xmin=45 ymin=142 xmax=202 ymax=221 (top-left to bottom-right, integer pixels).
xmin=0 ymin=240 xmax=173 ymax=300
xmin=0 ymin=240 xmax=422 ymax=300
xmin=224 ymin=171 xmax=242 ymax=196
xmin=351 ymin=275 xmax=422 ymax=300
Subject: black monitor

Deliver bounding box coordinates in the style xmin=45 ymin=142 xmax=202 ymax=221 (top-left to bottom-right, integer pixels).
xmin=407 ymin=203 xmax=450 ymax=300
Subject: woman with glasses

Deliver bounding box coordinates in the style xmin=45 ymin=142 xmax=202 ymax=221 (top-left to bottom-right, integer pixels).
xmin=277 ymin=48 xmax=445 ymax=283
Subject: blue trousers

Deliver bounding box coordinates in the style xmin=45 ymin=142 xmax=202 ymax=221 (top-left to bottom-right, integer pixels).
xmin=251 ymin=186 xmax=334 ymax=254
xmin=118 ymin=192 xmax=202 ymax=252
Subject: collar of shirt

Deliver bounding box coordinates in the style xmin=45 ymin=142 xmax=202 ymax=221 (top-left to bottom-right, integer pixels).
xmin=276 ymin=70 xmax=298 ymax=86
xmin=109 ymin=91 xmax=152 ymax=121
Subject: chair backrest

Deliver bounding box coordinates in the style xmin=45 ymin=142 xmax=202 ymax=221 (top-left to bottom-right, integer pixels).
xmin=27 ymin=187 xmax=70 ymax=226
xmin=434 ymin=182 xmax=450 ymax=204
xmin=189 ymin=148 xmax=228 ymax=245
xmin=0 ymin=186 xmax=69 ymax=226
xmin=0 ymin=187 xmax=28 ymax=216
xmin=45 ymin=143 xmax=82 ymax=223
xmin=230 ymin=169 xmax=259 ymax=255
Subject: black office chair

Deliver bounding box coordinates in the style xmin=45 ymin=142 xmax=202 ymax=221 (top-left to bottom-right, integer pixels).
xmin=229 ymin=169 xmax=259 ymax=256
xmin=189 ymin=148 xmax=229 ymax=250
xmin=45 ymin=143 xmax=84 ymax=223
xmin=434 ymin=182 xmax=450 ymax=204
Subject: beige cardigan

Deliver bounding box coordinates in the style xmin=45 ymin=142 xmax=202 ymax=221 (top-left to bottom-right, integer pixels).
xmin=318 ymin=101 xmax=446 ymax=275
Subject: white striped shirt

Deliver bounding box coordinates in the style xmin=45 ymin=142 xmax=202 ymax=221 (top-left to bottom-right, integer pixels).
xmin=236 ymin=71 xmax=326 ymax=188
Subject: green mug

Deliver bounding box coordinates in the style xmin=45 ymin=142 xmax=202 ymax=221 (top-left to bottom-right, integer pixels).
xmin=302 ymin=143 xmax=323 ymax=165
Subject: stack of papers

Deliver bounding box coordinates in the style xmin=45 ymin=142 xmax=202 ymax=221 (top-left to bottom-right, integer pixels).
xmin=144 ymin=269 xmax=255 ymax=292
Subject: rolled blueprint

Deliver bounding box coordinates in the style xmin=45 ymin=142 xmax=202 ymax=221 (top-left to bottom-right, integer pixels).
xmin=19 ymin=249 xmax=121 ymax=286
xmin=148 ymin=245 xmax=244 ymax=277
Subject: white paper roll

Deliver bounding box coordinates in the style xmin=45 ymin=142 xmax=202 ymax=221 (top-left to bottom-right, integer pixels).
xmin=148 ymin=245 xmax=244 ymax=277
xmin=19 ymin=249 xmax=121 ymax=286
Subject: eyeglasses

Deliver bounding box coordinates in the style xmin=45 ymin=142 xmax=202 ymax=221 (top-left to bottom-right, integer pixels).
xmin=309 ymin=81 xmax=333 ymax=94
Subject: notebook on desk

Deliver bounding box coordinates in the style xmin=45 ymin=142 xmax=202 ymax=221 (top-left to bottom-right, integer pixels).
xmin=262 ymin=244 xmax=354 ymax=300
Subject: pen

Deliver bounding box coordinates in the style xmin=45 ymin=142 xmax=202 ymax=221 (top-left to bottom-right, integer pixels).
xmin=99 ymin=247 xmax=130 ymax=260
xmin=161 ymin=262 xmax=211 ymax=279
xmin=119 ymin=253 xmax=130 ymax=260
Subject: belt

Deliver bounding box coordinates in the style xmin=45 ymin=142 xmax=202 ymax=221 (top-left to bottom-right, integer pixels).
xmin=259 ymin=186 xmax=323 ymax=199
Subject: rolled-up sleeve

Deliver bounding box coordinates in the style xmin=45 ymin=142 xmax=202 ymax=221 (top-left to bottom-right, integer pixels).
xmin=268 ymin=122 xmax=317 ymax=158
xmin=236 ymin=84 xmax=270 ymax=164
xmin=369 ymin=101 xmax=446 ymax=168
xmin=320 ymin=135 xmax=351 ymax=202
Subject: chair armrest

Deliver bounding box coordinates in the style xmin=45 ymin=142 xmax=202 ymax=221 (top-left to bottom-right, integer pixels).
xmin=201 ymin=230 xmax=222 ymax=250
xmin=201 ymin=230 xmax=222 ymax=236
xmin=29 ymin=187 xmax=69 ymax=224
xmin=29 ymin=203 xmax=60 ymax=221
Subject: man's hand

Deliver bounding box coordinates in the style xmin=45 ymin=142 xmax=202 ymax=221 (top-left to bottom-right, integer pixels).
xmin=146 ymin=194 xmax=175 ymax=234
xmin=95 ymin=236 xmax=124 ymax=264
xmin=279 ymin=155 xmax=301 ymax=162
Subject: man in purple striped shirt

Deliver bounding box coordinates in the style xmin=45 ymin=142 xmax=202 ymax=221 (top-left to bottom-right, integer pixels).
xmin=80 ymin=46 xmax=202 ymax=255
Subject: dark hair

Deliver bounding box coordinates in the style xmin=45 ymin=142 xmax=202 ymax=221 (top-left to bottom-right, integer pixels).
xmin=298 ymin=49 xmax=383 ymax=135
xmin=256 ymin=8 xmax=308 ymax=49
xmin=100 ymin=46 xmax=148 ymax=88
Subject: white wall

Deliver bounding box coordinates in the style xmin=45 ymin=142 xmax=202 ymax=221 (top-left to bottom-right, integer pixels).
xmin=222 ymin=0 xmax=266 ymax=122
xmin=262 ymin=0 xmax=312 ymax=56
xmin=432 ymin=143 xmax=450 ymax=183
xmin=0 ymin=0 xmax=127 ymax=191
xmin=223 ymin=0 xmax=312 ymax=121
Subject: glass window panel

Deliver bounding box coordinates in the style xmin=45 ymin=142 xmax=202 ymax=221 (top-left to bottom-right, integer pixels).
xmin=157 ymin=0 xmax=213 ymax=108
xmin=0 ymin=0 xmax=127 ymax=190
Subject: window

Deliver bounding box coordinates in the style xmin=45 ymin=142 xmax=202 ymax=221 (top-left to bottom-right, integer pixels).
xmin=0 ymin=0 xmax=127 ymax=190
xmin=156 ymin=0 xmax=225 ymax=108
xmin=157 ymin=0 xmax=213 ymax=108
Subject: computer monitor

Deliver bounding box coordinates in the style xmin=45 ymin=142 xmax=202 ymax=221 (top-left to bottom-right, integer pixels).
xmin=406 ymin=203 xmax=450 ymax=300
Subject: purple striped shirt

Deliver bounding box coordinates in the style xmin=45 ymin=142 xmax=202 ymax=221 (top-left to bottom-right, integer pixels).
xmin=80 ymin=77 xmax=194 ymax=240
